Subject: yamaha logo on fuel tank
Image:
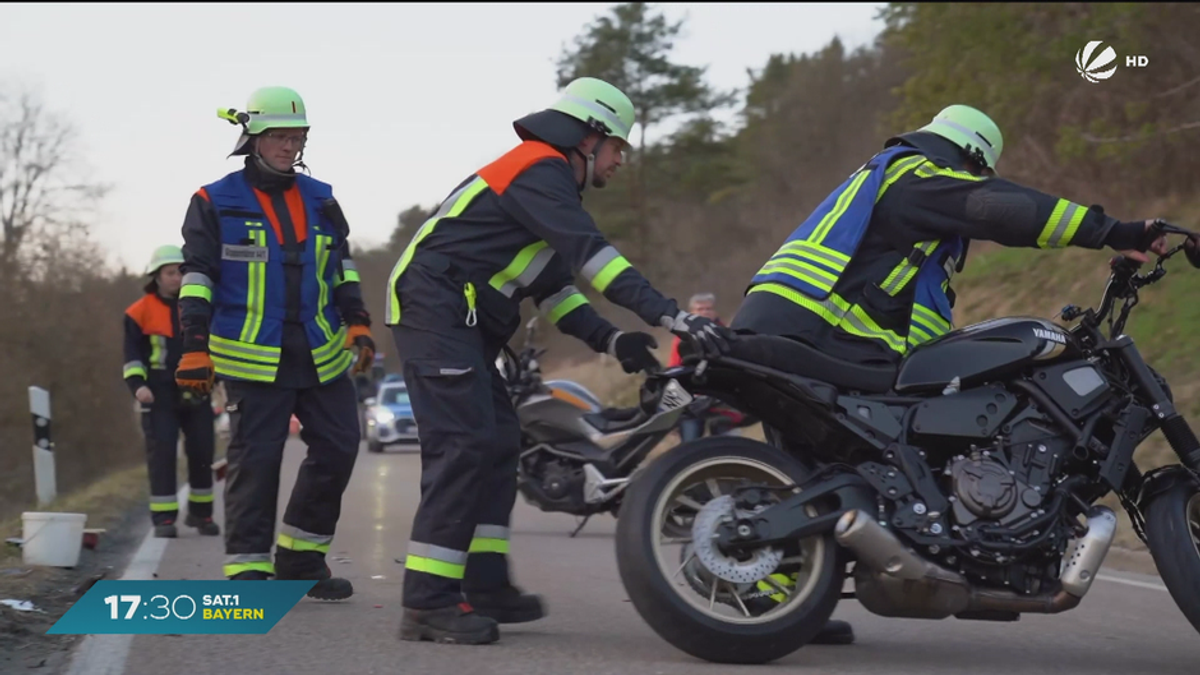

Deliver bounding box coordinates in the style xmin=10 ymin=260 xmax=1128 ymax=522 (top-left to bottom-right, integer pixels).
xmin=1033 ymin=327 xmax=1067 ymax=344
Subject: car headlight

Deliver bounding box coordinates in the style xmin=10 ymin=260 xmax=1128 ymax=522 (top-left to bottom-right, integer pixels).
xmin=372 ymin=408 xmax=396 ymax=424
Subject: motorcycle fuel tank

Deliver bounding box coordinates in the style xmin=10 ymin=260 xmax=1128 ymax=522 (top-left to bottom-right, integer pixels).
xmin=517 ymin=382 xmax=605 ymax=444
xmin=894 ymin=316 xmax=1083 ymax=395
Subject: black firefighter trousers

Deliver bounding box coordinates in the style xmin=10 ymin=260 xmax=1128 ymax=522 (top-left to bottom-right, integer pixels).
xmin=142 ymin=382 xmax=215 ymax=526
xmin=391 ymin=321 xmax=522 ymax=610
xmin=221 ymin=375 xmax=360 ymax=580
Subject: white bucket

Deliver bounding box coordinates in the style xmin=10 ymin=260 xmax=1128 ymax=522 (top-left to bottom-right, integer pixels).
xmin=21 ymin=511 xmax=87 ymax=568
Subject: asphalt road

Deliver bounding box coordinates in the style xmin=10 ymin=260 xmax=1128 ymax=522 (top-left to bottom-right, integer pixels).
xmin=94 ymin=439 xmax=1200 ymax=675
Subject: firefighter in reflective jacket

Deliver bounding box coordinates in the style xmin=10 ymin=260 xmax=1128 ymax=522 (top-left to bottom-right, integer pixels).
xmin=123 ymin=245 xmax=219 ymax=539
xmin=729 ymin=104 xmax=1170 ymax=645
xmin=384 ymin=76 xmax=736 ymax=644
xmin=175 ymin=86 xmax=376 ymax=600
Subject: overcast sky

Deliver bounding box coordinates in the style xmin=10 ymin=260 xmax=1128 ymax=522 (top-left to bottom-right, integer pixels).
xmin=0 ymin=2 xmax=885 ymax=273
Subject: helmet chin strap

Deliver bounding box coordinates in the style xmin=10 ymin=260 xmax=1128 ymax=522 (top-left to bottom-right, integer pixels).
xmin=574 ymin=136 xmax=609 ymax=193
xmin=584 ymin=153 xmax=596 ymax=192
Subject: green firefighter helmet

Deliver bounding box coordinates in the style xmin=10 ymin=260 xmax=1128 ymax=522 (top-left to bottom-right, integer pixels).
xmin=145 ymin=244 xmax=184 ymax=276
xmin=916 ymin=104 xmax=1004 ymax=172
xmin=514 ymin=77 xmax=636 ymax=148
xmin=218 ymin=86 xmax=309 ymax=156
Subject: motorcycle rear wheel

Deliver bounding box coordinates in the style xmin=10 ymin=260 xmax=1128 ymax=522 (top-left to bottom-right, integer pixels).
xmin=1143 ymin=472 xmax=1200 ymax=633
xmin=615 ymin=436 xmax=842 ymax=664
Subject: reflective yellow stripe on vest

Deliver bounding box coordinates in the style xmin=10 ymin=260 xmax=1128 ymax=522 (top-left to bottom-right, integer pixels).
xmin=757 ymin=154 xmax=927 ymax=295
xmin=149 ymin=335 xmax=168 ymax=369
xmin=757 ymin=241 xmax=846 ymax=295
xmin=909 ymin=303 xmax=951 ymax=349
xmin=385 ymin=178 xmax=490 ymax=325
xmin=878 ymin=240 xmax=939 ymax=296
xmin=210 ymin=334 xmax=280 ymax=383
xmin=240 ymin=227 xmax=268 ymax=344
xmin=312 ymin=325 xmax=354 ymax=384
xmin=313 ymin=234 xmax=336 ymax=342
xmin=747 ymin=282 xmax=909 ymax=354
xmin=810 ymin=169 xmax=872 ymax=244
xmin=874 ymin=156 xmax=927 ymax=202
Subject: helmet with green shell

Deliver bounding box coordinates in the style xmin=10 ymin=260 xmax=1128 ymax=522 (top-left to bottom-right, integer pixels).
xmin=145 ymin=244 xmax=184 ymax=276
xmin=217 ymin=86 xmax=310 ymax=157
xmin=514 ymin=77 xmax=635 ymax=149
xmin=902 ymin=104 xmax=1004 ymax=173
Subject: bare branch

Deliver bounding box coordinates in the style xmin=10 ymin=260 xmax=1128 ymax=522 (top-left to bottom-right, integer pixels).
xmin=1154 ymin=75 xmax=1200 ymax=99
xmin=0 ymin=85 xmax=109 ymax=268
xmin=1081 ymin=120 xmax=1200 ymax=144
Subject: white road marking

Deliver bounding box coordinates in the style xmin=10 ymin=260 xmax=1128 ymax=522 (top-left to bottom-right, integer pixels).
xmin=62 ymin=483 xmax=188 ymax=675
xmin=1096 ymin=572 xmax=1168 ymax=592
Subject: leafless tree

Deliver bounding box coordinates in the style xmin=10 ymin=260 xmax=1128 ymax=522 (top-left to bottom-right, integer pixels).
xmin=0 ymin=86 xmax=111 ymax=280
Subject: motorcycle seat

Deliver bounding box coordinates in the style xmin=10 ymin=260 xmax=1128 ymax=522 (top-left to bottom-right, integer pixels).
xmin=683 ymin=333 xmax=897 ymax=394
xmin=583 ymin=406 xmax=646 ymax=434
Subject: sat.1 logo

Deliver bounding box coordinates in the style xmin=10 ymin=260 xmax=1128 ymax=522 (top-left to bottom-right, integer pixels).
xmin=1075 ymin=40 xmax=1149 ymax=84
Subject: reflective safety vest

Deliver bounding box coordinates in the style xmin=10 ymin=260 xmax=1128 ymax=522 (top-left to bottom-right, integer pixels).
xmin=747 ymin=144 xmax=966 ymax=355
xmin=123 ymin=293 xmax=174 ymax=379
xmin=199 ymin=170 xmax=354 ymax=384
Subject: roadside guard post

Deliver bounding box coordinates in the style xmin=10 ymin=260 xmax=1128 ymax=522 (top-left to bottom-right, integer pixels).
xmin=29 ymin=386 xmax=56 ymax=506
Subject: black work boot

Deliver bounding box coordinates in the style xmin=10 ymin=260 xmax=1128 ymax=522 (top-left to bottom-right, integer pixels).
xmin=464 ymin=586 xmax=545 ymax=624
xmin=185 ymin=514 xmax=220 ymax=536
xmin=154 ymin=520 xmax=177 ymax=538
xmin=399 ymin=602 xmax=500 ymax=645
xmin=276 ymin=553 xmax=354 ymax=601
xmin=811 ymin=619 xmax=855 ymax=645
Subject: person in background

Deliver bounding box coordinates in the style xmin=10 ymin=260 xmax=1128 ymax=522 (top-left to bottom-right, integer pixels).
xmin=669 ymin=293 xmax=738 ymax=442
xmin=123 ymin=245 xmax=219 ymax=539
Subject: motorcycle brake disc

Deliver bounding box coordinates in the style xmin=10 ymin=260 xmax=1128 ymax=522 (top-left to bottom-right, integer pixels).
xmin=690 ymin=495 xmax=784 ymax=584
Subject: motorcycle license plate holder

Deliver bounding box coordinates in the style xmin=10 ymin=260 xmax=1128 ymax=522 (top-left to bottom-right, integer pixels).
xmin=657 ymin=379 xmax=695 ymax=413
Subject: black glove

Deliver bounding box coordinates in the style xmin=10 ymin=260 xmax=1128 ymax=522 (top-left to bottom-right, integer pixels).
xmin=606 ymin=331 xmax=660 ymax=374
xmin=1185 ymin=236 xmax=1200 ymax=269
xmin=660 ymin=310 xmax=735 ymax=359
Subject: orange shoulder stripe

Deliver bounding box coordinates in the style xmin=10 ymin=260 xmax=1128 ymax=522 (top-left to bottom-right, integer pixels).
xmin=125 ymin=294 xmax=174 ymax=337
xmin=476 ymin=141 xmax=567 ymax=195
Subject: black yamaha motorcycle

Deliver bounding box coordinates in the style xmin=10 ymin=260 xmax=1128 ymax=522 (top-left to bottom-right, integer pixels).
xmin=499 ymin=318 xmax=706 ymax=536
xmin=614 ymin=222 xmax=1200 ymax=664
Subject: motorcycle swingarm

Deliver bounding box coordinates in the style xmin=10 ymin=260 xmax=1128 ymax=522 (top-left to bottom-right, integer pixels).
xmin=715 ymin=472 xmax=877 ymax=552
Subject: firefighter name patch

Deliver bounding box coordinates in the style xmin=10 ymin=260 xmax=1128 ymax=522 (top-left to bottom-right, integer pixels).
xmin=222 ymin=244 xmax=269 ymax=262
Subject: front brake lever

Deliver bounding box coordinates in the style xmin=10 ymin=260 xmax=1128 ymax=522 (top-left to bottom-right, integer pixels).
xmin=1150 ymin=219 xmax=1199 ymax=239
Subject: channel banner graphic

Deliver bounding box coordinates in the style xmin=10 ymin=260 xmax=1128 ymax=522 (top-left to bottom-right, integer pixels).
xmin=46 ymin=580 xmax=316 ymax=635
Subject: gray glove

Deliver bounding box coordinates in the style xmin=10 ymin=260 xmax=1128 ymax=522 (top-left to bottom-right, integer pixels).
xmin=660 ymin=311 xmax=735 ymax=359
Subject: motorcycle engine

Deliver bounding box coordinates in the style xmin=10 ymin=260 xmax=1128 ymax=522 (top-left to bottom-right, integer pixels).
xmin=937 ymin=425 xmax=1076 ymax=589
xmin=947 ymin=452 xmax=1041 ymax=530
xmin=540 ymin=459 xmax=583 ymax=502
xmin=517 ymin=451 xmax=589 ymax=515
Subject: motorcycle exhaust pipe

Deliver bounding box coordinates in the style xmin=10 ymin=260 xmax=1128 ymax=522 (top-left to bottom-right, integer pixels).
xmin=834 ymin=508 xmax=1116 ymax=619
